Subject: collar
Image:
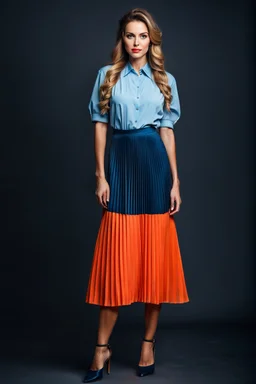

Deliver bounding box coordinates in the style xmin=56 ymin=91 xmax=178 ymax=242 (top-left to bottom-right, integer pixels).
xmin=121 ymin=61 xmax=153 ymax=81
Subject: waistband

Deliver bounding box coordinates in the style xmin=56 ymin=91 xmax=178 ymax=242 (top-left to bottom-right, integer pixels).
xmin=112 ymin=126 xmax=156 ymax=135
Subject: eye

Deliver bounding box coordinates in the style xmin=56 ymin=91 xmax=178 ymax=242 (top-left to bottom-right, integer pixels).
xmin=126 ymin=34 xmax=133 ymax=39
xmin=141 ymin=34 xmax=148 ymax=39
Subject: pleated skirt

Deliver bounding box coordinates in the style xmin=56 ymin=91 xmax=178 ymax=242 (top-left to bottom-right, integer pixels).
xmin=85 ymin=126 xmax=189 ymax=306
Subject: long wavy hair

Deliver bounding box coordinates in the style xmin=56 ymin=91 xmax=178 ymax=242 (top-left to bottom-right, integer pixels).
xmin=99 ymin=8 xmax=172 ymax=115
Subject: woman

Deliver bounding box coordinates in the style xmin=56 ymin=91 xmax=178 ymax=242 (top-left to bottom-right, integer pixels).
xmin=84 ymin=7 xmax=189 ymax=382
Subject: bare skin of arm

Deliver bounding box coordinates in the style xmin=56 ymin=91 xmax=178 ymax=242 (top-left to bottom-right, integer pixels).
xmin=94 ymin=122 xmax=109 ymax=209
xmin=159 ymin=127 xmax=182 ymax=215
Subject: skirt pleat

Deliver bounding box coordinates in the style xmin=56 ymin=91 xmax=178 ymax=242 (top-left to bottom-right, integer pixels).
xmin=86 ymin=211 xmax=189 ymax=306
xmin=106 ymin=127 xmax=172 ymax=215
xmin=85 ymin=126 xmax=189 ymax=306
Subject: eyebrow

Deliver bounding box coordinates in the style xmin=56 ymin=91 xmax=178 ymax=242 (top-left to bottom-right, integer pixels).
xmin=125 ymin=32 xmax=148 ymax=35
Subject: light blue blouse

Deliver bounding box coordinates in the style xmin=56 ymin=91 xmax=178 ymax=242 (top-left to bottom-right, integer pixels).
xmin=88 ymin=61 xmax=181 ymax=130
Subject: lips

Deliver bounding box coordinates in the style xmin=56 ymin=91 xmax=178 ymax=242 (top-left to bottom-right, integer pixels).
xmin=132 ymin=49 xmax=141 ymax=52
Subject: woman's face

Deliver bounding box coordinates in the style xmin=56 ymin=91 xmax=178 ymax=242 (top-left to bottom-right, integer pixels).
xmin=122 ymin=21 xmax=151 ymax=60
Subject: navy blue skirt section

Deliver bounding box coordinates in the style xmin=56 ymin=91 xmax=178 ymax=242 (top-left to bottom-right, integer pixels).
xmin=107 ymin=126 xmax=172 ymax=215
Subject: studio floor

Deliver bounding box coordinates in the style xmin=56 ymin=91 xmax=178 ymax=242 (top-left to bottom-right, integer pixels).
xmin=1 ymin=321 xmax=255 ymax=384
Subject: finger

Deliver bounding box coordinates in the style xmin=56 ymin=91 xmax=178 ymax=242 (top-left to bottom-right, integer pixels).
xmin=100 ymin=194 xmax=106 ymax=208
xmin=102 ymin=191 xmax=106 ymax=206
xmin=102 ymin=192 xmax=108 ymax=209
xmin=170 ymin=201 xmax=181 ymax=215
xmin=106 ymin=189 xmax=110 ymax=204
xmin=170 ymin=196 xmax=175 ymax=211
xmin=96 ymin=193 xmax=105 ymax=208
xmin=100 ymin=198 xmax=106 ymax=209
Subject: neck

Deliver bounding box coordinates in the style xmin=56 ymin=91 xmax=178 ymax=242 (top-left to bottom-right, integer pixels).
xmin=129 ymin=57 xmax=147 ymax=71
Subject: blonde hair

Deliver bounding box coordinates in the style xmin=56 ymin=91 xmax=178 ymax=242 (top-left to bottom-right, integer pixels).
xmin=99 ymin=8 xmax=172 ymax=115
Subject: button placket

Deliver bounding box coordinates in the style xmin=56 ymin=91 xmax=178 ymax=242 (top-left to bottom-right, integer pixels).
xmin=135 ymin=75 xmax=141 ymax=125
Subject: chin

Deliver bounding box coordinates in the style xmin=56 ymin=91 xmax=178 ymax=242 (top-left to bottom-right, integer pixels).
xmin=130 ymin=52 xmax=144 ymax=57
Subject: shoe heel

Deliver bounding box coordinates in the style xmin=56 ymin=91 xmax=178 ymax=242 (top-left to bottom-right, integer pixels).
xmin=106 ymin=357 xmax=111 ymax=374
xmin=83 ymin=343 xmax=112 ymax=383
xmin=136 ymin=337 xmax=156 ymax=377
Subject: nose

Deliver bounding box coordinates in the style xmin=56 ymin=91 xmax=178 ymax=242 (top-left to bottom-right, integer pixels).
xmin=134 ymin=38 xmax=139 ymax=46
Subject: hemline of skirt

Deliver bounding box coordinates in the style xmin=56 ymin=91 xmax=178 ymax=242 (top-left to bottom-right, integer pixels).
xmin=85 ymin=298 xmax=190 ymax=307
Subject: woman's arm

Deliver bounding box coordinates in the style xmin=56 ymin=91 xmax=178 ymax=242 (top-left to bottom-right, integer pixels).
xmin=94 ymin=122 xmax=109 ymax=209
xmin=159 ymin=127 xmax=182 ymax=215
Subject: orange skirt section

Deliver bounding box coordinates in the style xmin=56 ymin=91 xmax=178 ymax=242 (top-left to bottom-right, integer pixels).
xmin=85 ymin=210 xmax=189 ymax=306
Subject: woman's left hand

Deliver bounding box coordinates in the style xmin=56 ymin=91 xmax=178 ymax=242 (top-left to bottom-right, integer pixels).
xmin=169 ymin=183 xmax=182 ymax=215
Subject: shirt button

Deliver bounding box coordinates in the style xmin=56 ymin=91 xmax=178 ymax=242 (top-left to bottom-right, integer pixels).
xmin=137 ymin=96 xmax=139 ymax=99
xmin=135 ymin=120 xmax=137 ymax=123
xmin=137 ymin=86 xmax=139 ymax=88
xmin=136 ymin=108 xmax=139 ymax=110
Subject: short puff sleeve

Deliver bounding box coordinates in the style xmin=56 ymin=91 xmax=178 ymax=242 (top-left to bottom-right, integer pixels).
xmin=159 ymin=74 xmax=181 ymax=129
xmin=88 ymin=68 xmax=109 ymax=123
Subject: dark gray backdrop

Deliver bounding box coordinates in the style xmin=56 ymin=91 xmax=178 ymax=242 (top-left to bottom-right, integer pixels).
xmin=1 ymin=0 xmax=255 ymax=345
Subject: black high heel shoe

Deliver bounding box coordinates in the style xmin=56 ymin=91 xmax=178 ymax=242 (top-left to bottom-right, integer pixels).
xmin=136 ymin=337 xmax=156 ymax=377
xmin=83 ymin=343 xmax=112 ymax=383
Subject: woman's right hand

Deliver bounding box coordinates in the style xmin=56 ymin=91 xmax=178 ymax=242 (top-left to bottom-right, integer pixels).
xmin=95 ymin=176 xmax=110 ymax=209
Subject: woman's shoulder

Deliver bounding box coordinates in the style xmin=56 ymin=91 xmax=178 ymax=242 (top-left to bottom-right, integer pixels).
xmin=98 ymin=64 xmax=113 ymax=74
xmin=164 ymin=70 xmax=177 ymax=85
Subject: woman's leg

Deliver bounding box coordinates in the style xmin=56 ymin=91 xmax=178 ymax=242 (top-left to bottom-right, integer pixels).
xmin=138 ymin=303 xmax=162 ymax=366
xmin=89 ymin=305 xmax=119 ymax=370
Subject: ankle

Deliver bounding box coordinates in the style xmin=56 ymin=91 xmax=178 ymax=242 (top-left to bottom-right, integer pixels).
xmin=96 ymin=346 xmax=108 ymax=351
xmin=142 ymin=336 xmax=156 ymax=343
xmin=95 ymin=343 xmax=110 ymax=353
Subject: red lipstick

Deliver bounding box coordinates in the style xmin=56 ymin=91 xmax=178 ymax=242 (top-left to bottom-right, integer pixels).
xmin=132 ymin=49 xmax=141 ymax=53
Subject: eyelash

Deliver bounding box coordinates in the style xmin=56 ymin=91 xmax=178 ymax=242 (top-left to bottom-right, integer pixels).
xmin=126 ymin=34 xmax=148 ymax=39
